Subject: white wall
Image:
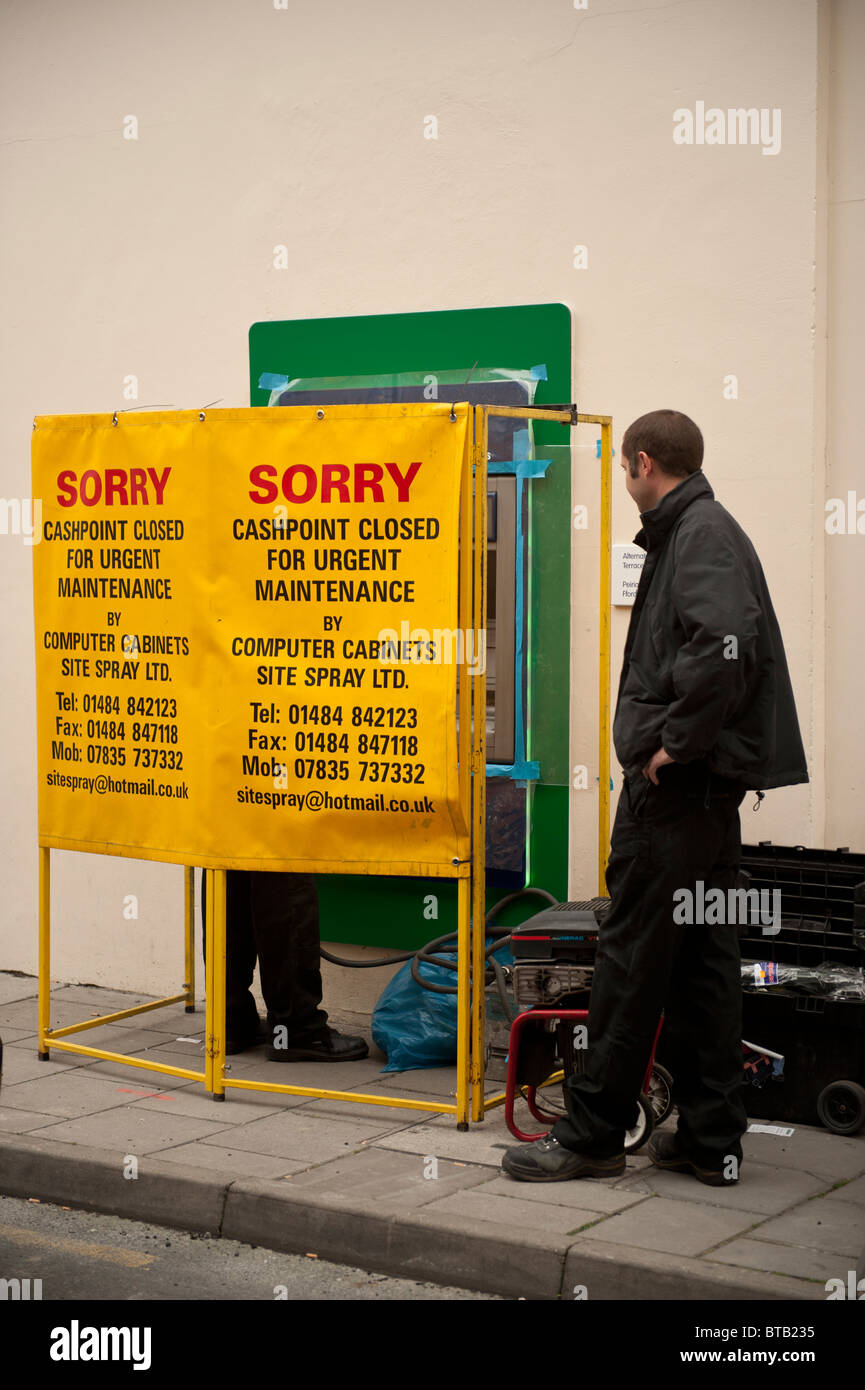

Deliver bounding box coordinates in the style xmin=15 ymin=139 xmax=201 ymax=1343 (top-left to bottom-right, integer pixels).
xmin=0 ymin=0 xmax=859 ymax=998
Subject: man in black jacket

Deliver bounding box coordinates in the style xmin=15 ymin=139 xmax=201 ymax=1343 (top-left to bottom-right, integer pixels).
xmin=503 ymin=409 xmax=808 ymax=1185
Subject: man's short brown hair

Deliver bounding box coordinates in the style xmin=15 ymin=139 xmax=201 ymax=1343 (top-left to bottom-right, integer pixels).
xmin=621 ymin=410 xmax=704 ymax=478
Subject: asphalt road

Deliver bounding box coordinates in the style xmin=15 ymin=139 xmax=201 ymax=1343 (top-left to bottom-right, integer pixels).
xmin=0 ymin=1194 xmax=501 ymax=1301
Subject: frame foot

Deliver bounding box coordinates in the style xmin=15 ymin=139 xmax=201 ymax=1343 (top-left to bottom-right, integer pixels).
xmin=185 ymin=1005 xmax=196 ymax=1014
xmin=38 ymin=1050 xmax=50 ymax=1061
xmin=457 ymin=1121 xmax=469 ymax=1131
xmin=213 ymin=1093 xmax=225 ymax=1102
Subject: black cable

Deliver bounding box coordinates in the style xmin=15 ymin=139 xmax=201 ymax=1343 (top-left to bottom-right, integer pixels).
xmin=320 ymin=886 xmax=559 ymax=1014
xmin=410 ymin=886 xmax=559 ymax=996
xmin=319 ymin=946 xmax=416 ymax=967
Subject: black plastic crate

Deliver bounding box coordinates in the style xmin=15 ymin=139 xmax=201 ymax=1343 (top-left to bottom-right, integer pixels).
xmin=734 ymin=844 xmax=865 ymax=1128
xmin=740 ymin=990 xmax=865 ymax=1127
xmin=741 ymin=842 xmax=865 ymax=951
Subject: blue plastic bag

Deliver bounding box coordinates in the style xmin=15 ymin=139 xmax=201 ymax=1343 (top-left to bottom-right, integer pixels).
xmin=372 ymin=942 xmax=513 ymax=1073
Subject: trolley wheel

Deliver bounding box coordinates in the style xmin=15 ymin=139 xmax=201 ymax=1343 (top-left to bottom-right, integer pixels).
xmin=624 ymin=1093 xmax=655 ymax=1153
xmin=816 ymin=1080 xmax=865 ymax=1136
xmin=647 ymin=1064 xmax=674 ymax=1126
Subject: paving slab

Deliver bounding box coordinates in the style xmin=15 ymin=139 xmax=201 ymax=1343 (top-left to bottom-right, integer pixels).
xmin=130 ymin=1085 xmax=309 ymax=1124
xmin=823 ymin=1172 xmax=865 ymax=1206
xmin=418 ymin=1187 xmax=605 ymax=1238
xmin=375 ymin=1067 xmax=462 ymax=1098
xmin=579 ymin=1195 xmax=759 ymax=1257
xmin=478 ymin=1174 xmax=652 ymax=1216
xmin=563 ymin=1236 xmax=816 ymax=1301
xmin=0 ymin=974 xmax=39 ymax=1005
xmin=0 ymin=1105 xmax=62 ymax=1134
xmin=77 ymin=1057 xmax=205 ymax=1087
xmin=53 ymin=984 xmax=159 ymax=1011
xmin=29 ymin=1105 xmax=235 ymax=1155
xmin=741 ymin=1125 xmax=865 ymax=1181
xmin=296 ymin=1095 xmax=445 ymax=1125
xmin=103 ymin=1006 xmax=205 ymax=1034
xmin=749 ymin=1195 xmax=865 ymax=1259
xmin=203 ymin=1109 xmax=407 ymax=1163
xmin=376 ymin=1122 xmax=513 ymax=1168
xmin=42 ymin=1024 xmax=181 ymax=1057
xmin=119 ymin=1042 xmax=210 ymax=1071
xmin=149 ymin=1140 xmax=310 ymax=1180
xmin=0 ymin=1070 xmax=163 ymax=1120
xmin=0 ymin=1048 xmax=80 ymax=1085
xmin=276 ymin=1146 xmax=493 ymax=1213
xmin=0 ymin=999 xmax=104 ymax=1032
xmin=226 ymin=1057 xmax=391 ymax=1091
xmin=376 ymin=1066 xmax=503 ymax=1099
xmin=615 ymin=1158 xmax=829 ymax=1215
xmin=218 ymin=1085 xmax=310 ymax=1112
xmin=706 ymin=1236 xmax=851 ymax=1287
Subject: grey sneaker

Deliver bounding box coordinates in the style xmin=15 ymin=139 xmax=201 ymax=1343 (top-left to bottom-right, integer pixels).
xmin=501 ymin=1135 xmax=626 ymax=1182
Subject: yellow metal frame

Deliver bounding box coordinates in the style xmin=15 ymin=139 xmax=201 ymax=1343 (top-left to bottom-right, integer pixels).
xmin=37 ymin=860 xmax=201 ymax=1082
xmin=36 ymin=404 xmax=613 ymax=1128
xmin=473 ymin=407 xmax=613 ymax=1119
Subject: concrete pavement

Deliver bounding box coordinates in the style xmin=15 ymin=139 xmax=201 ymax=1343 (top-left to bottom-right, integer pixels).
xmin=1 ymin=972 xmax=863 ymax=1301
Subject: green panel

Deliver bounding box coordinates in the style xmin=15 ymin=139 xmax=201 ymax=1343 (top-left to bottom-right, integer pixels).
xmin=528 ymin=443 xmax=572 ymax=788
xmin=528 ymin=784 xmax=570 ymax=903
xmin=249 ymin=305 xmax=572 ymax=947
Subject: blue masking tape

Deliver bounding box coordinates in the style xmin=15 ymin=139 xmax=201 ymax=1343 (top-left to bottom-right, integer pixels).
xmin=529 ymin=364 xmax=548 ymax=380
xmin=595 ymin=438 xmax=616 ymax=458
xmin=513 ymin=473 xmax=527 ymax=774
xmin=513 ymin=428 xmax=530 ymax=461
xmin=487 ymin=459 xmax=551 ymax=479
xmin=487 ymin=761 xmax=540 ymax=781
xmin=483 ymin=457 xmax=553 ymax=781
xmin=259 ymin=372 xmax=290 ymax=391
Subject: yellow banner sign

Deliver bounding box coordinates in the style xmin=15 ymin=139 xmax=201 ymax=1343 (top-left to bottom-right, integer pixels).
xmin=32 ymin=404 xmax=471 ymax=875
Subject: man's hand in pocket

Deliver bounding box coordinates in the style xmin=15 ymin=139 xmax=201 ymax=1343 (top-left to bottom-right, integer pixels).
xmin=642 ymin=747 xmax=675 ymax=785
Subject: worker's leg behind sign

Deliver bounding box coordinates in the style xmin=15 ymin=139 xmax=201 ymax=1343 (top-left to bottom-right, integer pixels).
xmin=202 ymin=869 xmax=369 ymax=1061
xmin=200 ymin=868 xmax=261 ymax=1050
xmin=201 ymin=869 xmax=327 ymax=1047
xmin=254 ymin=871 xmax=369 ymax=1062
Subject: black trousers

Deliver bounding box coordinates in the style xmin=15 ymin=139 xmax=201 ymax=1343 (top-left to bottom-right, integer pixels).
xmin=552 ymin=761 xmax=749 ymax=1164
xmin=200 ymin=870 xmax=328 ymax=1041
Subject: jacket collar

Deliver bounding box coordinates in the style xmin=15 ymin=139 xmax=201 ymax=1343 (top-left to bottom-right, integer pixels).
xmin=634 ymin=470 xmax=714 ymax=551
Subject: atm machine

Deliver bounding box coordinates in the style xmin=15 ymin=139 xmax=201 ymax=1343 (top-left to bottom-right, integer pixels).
xmin=249 ymin=303 xmax=573 ymax=944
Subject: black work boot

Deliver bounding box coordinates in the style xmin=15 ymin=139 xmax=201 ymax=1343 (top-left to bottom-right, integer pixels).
xmin=266 ymin=1025 xmax=369 ymax=1063
xmin=648 ymin=1130 xmax=741 ymax=1186
xmin=502 ymin=1136 xmax=625 ymax=1182
xmin=225 ymin=1015 xmax=269 ymax=1055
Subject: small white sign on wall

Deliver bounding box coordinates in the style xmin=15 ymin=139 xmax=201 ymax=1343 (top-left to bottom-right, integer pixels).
xmin=612 ymin=543 xmax=646 ymax=606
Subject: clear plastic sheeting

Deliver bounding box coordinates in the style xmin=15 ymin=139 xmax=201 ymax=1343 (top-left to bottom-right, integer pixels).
xmin=260 ymin=366 xmax=546 ymax=464
xmin=742 ymin=960 xmax=865 ymax=1001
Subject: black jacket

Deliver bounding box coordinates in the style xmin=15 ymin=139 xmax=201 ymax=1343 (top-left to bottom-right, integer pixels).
xmin=613 ymin=470 xmax=808 ymax=790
